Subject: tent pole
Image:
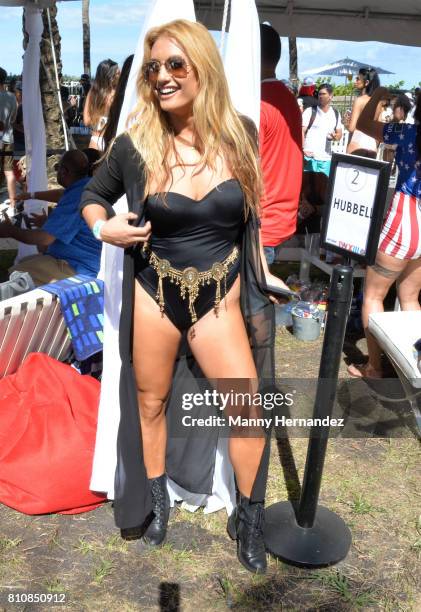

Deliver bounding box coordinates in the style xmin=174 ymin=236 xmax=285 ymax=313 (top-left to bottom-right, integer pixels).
xmin=46 ymin=7 xmax=69 ymax=151
xmin=219 ymin=0 xmax=230 ymax=56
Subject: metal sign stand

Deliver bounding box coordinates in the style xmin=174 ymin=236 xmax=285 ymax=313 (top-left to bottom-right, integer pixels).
xmin=264 ymin=264 xmax=353 ymax=567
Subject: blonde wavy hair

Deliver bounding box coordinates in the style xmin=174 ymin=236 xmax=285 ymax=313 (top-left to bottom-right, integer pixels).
xmin=127 ymin=19 xmax=262 ymax=218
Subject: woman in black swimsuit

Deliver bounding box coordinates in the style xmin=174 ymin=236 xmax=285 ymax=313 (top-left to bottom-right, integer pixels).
xmin=81 ymin=19 xmax=285 ymax=574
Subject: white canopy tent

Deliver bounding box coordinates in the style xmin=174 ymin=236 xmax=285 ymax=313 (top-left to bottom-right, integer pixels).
xmin=195 ymin=1 xmax=421 ymax=47
xmin=301 ymin=58 xmax=394 ymax=78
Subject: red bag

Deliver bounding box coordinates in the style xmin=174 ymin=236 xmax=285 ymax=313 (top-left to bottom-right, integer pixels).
xmin=0 ymin=353 xmax=106 ymax=514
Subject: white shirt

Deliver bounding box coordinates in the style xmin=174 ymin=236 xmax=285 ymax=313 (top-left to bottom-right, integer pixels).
xmin=302 ymin=105 xmax=343 ymax=161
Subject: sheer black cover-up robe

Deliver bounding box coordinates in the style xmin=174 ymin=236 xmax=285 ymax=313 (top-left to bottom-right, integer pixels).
xmin=80 ymin=133 xmax=276 ymax=530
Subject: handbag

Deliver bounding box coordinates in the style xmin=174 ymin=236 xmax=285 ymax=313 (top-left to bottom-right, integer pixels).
xmin=0 ymin=270 xmax=35 ymax=301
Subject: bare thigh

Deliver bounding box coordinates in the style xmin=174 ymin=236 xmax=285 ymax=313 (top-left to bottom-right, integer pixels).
xmin=132 ymin=279 xmax=181 ymax=408
xmin=365 ymin=250 xmax=408 ymax=302
xmin=397 ymin=258 xmax=421 ymax=307
xmin=187 ymin=276 xmax=257 ymax=381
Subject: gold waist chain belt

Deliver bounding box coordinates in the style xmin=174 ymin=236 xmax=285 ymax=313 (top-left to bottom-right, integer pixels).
xmin=143 ymin=244 xmax=239 ymax=324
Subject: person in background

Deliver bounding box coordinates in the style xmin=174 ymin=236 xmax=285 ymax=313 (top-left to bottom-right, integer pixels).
xmin=15 ymin=148 xmax=102 ymax=221
xmin=0 ymin=66 xmax=17 ymax=206
xmin=302 ymin=83 xmax=343 ymax=178
xmin=77 ymin=73 xmax=91 ymax=120
xmin=392 ymin=94 xmax=413 ymax=124
xmin=102 ymin=55 xmax=134 ymax=151
xmin=298 ymin=76 xmax=318 ymax=111
xmin=347 ymin=87 xmax=421 ymax=378
xmin=83 ymin=59 xmax=120 ymax=150
xmin=0 ymin=150 xmax=101 ymax=285
xmin=347 ymin=67 xmax=380 ymax=158
xmin=300 ymin=84 xmax=342 ymax=233
xmin=259 ymin=23 xmax=303 ymax=266
xmin=403 ymin=92 xmax=415 ymax=124
xmin=60 ymin=85 xmax=77 ymax=128
xmin=13 ymin=81 xmax=24 ymax=156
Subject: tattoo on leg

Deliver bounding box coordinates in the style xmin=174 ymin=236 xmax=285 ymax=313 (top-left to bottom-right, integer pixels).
xmin=370 ymin=263 xmax=401 ymax=279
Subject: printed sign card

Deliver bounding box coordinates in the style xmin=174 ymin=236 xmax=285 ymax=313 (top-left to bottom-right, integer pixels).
xmin=321 ymin=153 xmax=391 ymax=265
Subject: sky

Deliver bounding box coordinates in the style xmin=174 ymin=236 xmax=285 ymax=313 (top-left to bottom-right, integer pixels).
xmin=1 ymin=0 xmax=421 ymax=88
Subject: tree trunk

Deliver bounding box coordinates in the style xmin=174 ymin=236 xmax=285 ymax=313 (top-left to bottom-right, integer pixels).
xmin=288 ymin=36 xmax=298 ymax=87
xmin=82 ymin=0 xmax=91 ymax=76
xmin=40 ymin=6 xmax=64 ymax=181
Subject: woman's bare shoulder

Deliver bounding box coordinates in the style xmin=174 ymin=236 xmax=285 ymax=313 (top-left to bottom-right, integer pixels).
xmin=354 ymin=95 xmax=369 ymax=110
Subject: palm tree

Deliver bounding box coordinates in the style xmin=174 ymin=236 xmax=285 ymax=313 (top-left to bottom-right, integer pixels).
xmin=40 ymin=5 xmax=65 ymax=178
xmin=288 ymin=36 xmax=298 ymax=88
xmin=82 ymin=0 xmax=91 ymax=76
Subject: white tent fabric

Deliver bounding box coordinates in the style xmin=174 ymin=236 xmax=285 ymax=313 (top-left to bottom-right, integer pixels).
xmin=195 ymin=0 xmax=421 ymax=48
xmin=223 ymin=0 xmax=260 ymax=127
xmin=301 ymin=57 xmax=393 ymax=78
xmin=15 ymin=4 xmax=48 ymax=262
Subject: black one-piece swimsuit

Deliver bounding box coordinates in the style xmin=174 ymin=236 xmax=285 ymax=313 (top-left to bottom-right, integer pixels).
xmin=135 ymin=179 xmax=245 ymax=331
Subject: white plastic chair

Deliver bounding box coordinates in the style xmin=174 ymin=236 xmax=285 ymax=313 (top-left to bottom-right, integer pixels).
xmin=0 ymin=288 xmax=71 ymax=378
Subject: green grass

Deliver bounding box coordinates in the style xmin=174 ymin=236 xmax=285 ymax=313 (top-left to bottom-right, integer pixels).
xmin=0 ymin=537 xmax=22 ymax=552
xmin=44 ymin=577 xmax=66 ymax=593
xmin=93 ymin=559 xmax=113 ymax=584
xmin=309 ymin=570 xmax=378 ymax=608
xmin=74 ymin=537 xmax=96 ymax=556
xmin=350 ymin=493 xmax=375 ymax=515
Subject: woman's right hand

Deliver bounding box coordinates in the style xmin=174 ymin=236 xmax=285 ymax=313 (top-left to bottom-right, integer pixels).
xmin=100 ymin=213 xmax=152 ymax=248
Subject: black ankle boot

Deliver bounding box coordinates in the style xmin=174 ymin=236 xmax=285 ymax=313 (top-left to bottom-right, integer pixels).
xmin=143 ymin=474 xmax=170 ymax=546
xmin=227 ymin=494 xmax=267 ymax=573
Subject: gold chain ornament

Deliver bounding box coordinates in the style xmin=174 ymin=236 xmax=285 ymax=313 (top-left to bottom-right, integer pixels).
xmin=144 ymin=245 xmax=239 ymax=324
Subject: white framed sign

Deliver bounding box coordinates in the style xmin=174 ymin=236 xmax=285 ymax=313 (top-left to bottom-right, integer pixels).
xmin=321 ymin=154 xmax=391 ymax=265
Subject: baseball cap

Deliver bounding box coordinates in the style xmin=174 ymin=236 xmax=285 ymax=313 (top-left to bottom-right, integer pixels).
xmin=302 ymin=76 xmax=315 ymax=86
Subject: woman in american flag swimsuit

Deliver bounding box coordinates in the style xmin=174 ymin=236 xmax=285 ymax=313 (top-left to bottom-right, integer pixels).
xmin=348 ymin=86 xmax=421 ymax=378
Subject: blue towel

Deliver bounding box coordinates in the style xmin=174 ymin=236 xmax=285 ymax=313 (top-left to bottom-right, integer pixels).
xmin=40 ymin=275 xmax=104 ymax=361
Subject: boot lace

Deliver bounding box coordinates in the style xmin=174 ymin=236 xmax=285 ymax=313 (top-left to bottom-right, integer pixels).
xmin=239 ymin=502 xmax=265 ymax=549
xmin=151 ymin=479 xmax=167 ymax=525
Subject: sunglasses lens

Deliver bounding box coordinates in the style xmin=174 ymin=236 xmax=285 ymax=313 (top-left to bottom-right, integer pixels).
xmin=143 ymin=61 xmax=160 ymax=82
xmin=143 ymin=57 xmax=189 ymax=83
xmin=167 ymin=58 xmax=187 ymax=77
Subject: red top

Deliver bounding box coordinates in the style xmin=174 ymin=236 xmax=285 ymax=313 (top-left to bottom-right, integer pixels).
xmin=259 ymin=80 xmax=303 ymax=246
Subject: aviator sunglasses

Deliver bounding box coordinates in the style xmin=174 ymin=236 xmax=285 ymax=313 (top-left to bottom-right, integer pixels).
xmin=142 ymin=55 xmax=191 ymax=83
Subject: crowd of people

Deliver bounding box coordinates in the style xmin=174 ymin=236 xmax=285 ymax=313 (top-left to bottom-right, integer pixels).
xmin=0 ymin=18 xmax=420 ymax=574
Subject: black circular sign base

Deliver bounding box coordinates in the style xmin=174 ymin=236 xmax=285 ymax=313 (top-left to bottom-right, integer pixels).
xmin=264 ymin=501 xmax=352 ymax=568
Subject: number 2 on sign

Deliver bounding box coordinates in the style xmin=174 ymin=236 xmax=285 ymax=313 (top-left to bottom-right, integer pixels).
xmin=351 ymin=169 xmax=359 ymax=185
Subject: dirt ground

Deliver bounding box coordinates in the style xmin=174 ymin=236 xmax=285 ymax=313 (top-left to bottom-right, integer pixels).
xmin=0 ymin=319 xmax=420 ymax=612
xmin=0 ymin=252 xmax=420 ymax=610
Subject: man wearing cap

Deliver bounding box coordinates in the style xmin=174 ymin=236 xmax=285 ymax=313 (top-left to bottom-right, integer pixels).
xmin=298 ymin=77 xmax=318 ymax=111
xmin=259 ymin=24 xmax=303 ymax=265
